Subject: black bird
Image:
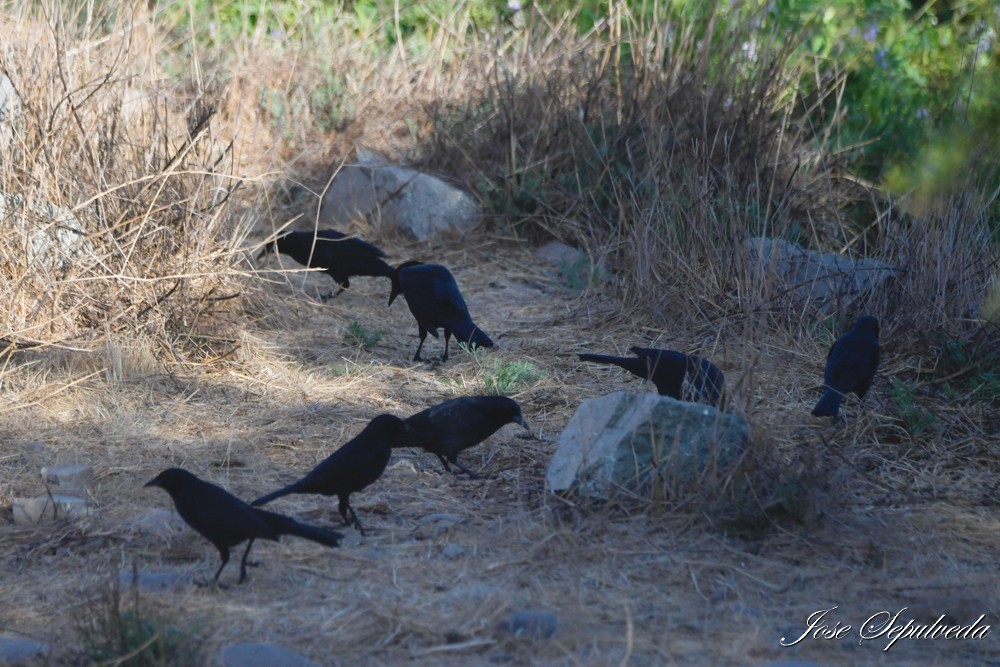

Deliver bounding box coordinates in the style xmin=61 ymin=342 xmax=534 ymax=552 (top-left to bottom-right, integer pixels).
xmin=812 ymin=315 xmax=880 ymax=417
xmin=251 ymin=414 xmax=407 ymax=535
xmin=145 ymin=468 xmax=343 ymax=584
xmin=388 ymin=261 xmax=494 ymax=362
xmin=257 ymin=229 xmax=395 ymax=297
xmin=578 ymin=347 xmax=725 ymax=406
xmin=398 ymin=396 xmax=529 ymax=478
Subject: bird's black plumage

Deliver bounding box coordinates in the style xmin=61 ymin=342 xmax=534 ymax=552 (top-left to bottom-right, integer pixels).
xmin=578 ymin=347 xmax=725 ymax=406
xmin=257 ymin=229 xmax=394 ymax=297
xmin=388 ymin=261 xmax=494 ymax=362
xmin=145 ymin=468 xmax=343 ymax=584
xmin=812 ymin=316 xmax=880 ymax=417
xmin=251 ymin=414 xmax=407 ymax=535
xmin=397 ymin=396 xmax=529 ymax=478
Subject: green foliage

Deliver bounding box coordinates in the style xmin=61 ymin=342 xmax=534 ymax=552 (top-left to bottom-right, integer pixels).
xmin=345 ymin=320 xmax=385 ymax=350
xmin=973 ymin=372 xmax=1000 ymax=401
xmin=77 ymin=577 xmax=200 ymax=666
xmin=769 ymin=0 xmax=998 ymax=204
xmin=935 ymin=338 xmax=1000 ymax=401
xmin=156 ymin=0 xmax=340 ymax=47
xmin=464 ymin=346 xmax=545 ymax=396
xmin=890 ymin=378 xmax=937 ymax=435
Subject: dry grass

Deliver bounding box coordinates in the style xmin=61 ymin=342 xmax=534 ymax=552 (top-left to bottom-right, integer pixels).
xmin=0 ymin=2 xmax=998 ymax=666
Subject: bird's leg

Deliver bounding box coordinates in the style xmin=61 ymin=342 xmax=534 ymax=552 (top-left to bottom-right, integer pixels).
xmin=238 ymin=539 xmax=256 ymax=584
xmin=337 ymin=496 xmax=352 ymax=527
xmin=442 ymin=329 xmax=451 ymax=362
xmin=341 ymin=498 xmax=365 ymax=536
xmin=413 ymin=328 xmax=427 ymax=362
xmin=213 ymin=548 xmax=230 ymax=584
xmin=436 ymin=454 xmax=453 ymax=474
xmin=450 ymin=456 xmax=485 ymax=480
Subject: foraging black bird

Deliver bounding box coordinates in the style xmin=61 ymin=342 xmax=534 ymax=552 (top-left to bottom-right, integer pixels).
xmin=812 ymin=315 xmax=880 ymax=418
xmin=145 ymin=468 xmax=343 ymax=584
xmin=388 ymin=261 xmax=494 ymax=362
xmin=251 ymin=414 xmax=407 ymax=535
xmin=398 ymin=396 xmax=529 ymax=478
xmin=257 ymin=229 xmax=395 ymax=297
xmin=578 ymin=347 xmax=725 ymax=406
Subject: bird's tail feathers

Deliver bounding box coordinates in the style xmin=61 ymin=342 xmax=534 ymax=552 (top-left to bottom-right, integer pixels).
xmin=250 ymin=485 xmax=295 ymax=507
xmin=256 ymin=509 xmax=343 ymax=547
xmin=578 ymin=353 xmax=629 ymax=367
xmin=368 ymin=258 xmax=397 ymax=279
xmin=811 ymin=389 xmax=843 ymax=417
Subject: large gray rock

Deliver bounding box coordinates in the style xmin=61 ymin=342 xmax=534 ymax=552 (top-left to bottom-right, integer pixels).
xmin=546 ymin=392 xmax=748 ymax=499
xmin=0 ymin=74 xmax=20 ymax=153
xmin=747 ymin=237 xmax=895 ymax=312
xmin=216 ymin=643 xmax=322 ymax=667
xmin=12 ymin=494 xmax=95 ymax=525
xmin=0 ymin=636 xmax=47 ymax=665
xmin=319 ymin=160 xmax=480 ymax=241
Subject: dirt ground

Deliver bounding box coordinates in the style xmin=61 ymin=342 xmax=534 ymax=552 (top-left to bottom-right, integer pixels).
xmin=1 ymin=241 xmax=998 ymax=666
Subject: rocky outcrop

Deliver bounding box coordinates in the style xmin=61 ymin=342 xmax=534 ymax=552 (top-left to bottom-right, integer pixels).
xmin=319 ymin=153 xmax=480 ymax=241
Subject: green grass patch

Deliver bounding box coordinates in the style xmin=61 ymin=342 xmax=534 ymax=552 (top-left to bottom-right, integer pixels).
xmin=345 ymin=320 xmax=385 ymax=351
xmin=77 ymin=575 xmax=201 ymax=666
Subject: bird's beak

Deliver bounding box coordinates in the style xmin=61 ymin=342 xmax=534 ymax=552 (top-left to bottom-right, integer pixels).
xmin=388 ymin=289 xmax=399 ymax=307
xmin=515 ymin=414 xmax=529 ymax=430
xmin=144 ymin=478 xmax=161 ymax=489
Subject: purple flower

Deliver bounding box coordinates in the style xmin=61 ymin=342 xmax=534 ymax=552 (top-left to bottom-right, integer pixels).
xmin=863 ymin=22 xmax=878 ymax=43
xmin=875 ymin=48 xmax=888 ymax=69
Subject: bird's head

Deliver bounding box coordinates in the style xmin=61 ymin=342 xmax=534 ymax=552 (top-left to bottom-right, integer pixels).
xmin=144 ymin=467 xmax=192 ymax=495
xmin=366 ymin=413 xmax=409 ymax=445
xmin=496 ymin=396 xmax=529 ymax=431
xmin=855 ymin=315 xmax=880 ymax=337
xmin=388 ymin=260 xmax=424 ymax=306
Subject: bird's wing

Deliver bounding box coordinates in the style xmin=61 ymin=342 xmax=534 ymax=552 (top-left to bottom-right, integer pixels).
xmin=403 ymin=269 xmax=472 ymax=328
xmin=174 ymin=477 xmax=274 ymax=544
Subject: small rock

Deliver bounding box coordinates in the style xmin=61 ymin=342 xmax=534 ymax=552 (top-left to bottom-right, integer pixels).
xmin=12 ymin=494 xmax=94 ymax=525
xmin=441 ymin=544 xmax=467 ymax=560
xmin=497 ymin=610 xmax=559 ymax=640
xmin=118 ymin=570 xmax=194 ymax=593
xmin=0 ymin=636 xmax=47 ymax=665
xmin=339 ymin=529 xmax=364 ymax=547
xmin=217 ymin=643 xmax=322 ymax=667
xmin=41 ymin=464 xmax=93 ymax=492
xmin=127 ymin=508 xmax=187 ymax=536
xmin=533 ymin=241 xmax=581 ymax=265
xmin=1 ymin=193 xmax=93 ymax=271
